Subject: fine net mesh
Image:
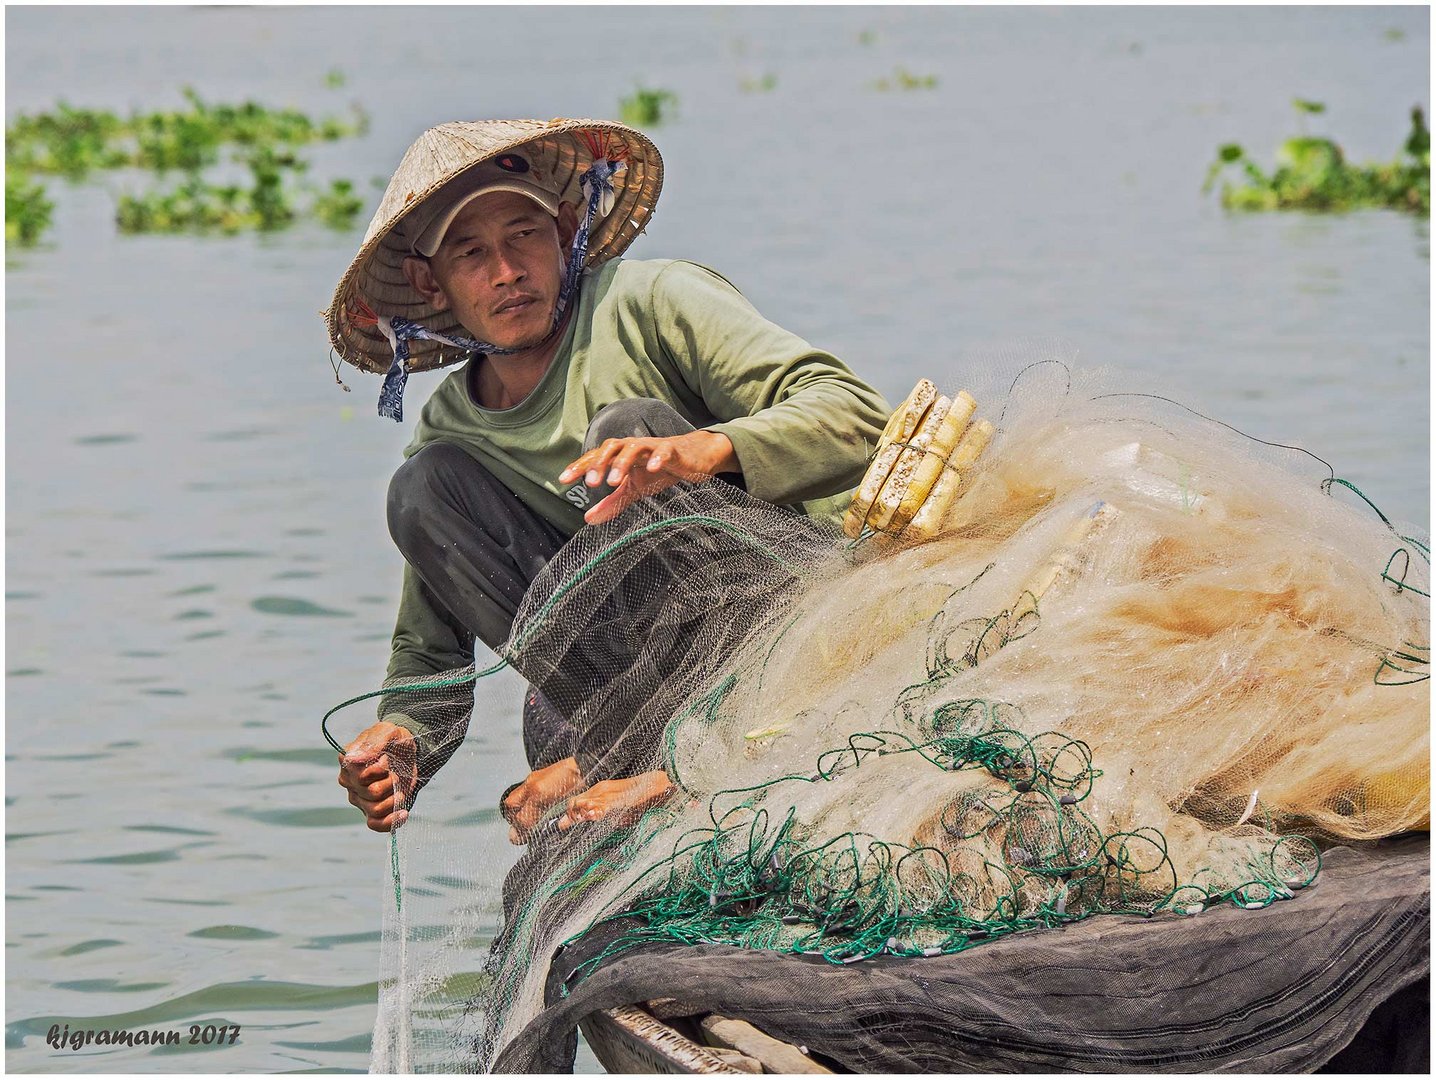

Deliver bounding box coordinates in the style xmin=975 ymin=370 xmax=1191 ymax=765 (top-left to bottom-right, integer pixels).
xmin=333 ymin=350 xmax=1429 ymax=1073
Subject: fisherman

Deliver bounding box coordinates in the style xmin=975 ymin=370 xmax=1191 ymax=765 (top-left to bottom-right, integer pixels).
xmin=326 ymin=118 xmax=889 ymax=841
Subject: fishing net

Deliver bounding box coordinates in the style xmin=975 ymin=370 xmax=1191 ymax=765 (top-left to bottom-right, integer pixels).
xmin=325 ymin=351 xmax=1429 ymax=1073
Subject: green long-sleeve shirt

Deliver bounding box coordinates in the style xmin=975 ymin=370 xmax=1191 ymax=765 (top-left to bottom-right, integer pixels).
xmin=379 ymin=257 xmax=890 ymax=775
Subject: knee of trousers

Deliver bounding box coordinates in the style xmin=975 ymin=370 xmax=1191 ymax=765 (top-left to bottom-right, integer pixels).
xmin=584 ymin=398 xmax=695 ymax=450
xmin=386 ymin=442 xmax=482 ymax=559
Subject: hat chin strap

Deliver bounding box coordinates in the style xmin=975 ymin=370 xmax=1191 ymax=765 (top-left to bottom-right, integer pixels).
xmin=374 ymin=158 xmax=626 ymax=423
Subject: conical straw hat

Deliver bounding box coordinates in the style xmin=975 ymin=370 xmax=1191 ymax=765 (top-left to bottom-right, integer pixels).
xmin=325 ymin=118 xmax=663 ymax=374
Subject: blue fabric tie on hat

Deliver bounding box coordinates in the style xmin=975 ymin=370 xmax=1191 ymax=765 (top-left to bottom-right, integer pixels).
xmin=374 ymin=320 xmax=479 ymax=422
xmin=375 ymin=157 xmax=626 ymax=422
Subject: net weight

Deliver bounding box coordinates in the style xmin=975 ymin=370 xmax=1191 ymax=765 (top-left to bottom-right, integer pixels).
xmin=188 ymin=1024 xmax=240 ymax=1045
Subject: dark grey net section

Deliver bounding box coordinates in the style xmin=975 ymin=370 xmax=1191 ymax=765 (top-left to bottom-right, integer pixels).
xmin=499 ymin=836 xmax=1428 ymax=1074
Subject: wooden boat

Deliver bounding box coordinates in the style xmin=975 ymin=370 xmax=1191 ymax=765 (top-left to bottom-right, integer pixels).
xmin=581 ymin=981 xmax=1429 ymax=1076
xmin=581 ymin=1000 xmax=835 ymax=1074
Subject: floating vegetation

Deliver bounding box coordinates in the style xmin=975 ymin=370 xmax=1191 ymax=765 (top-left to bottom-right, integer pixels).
xmin=1204 ymin=101 xmax=1430 ymax=215
xmin=7 ymin=88 xmax=366 ymax=179
xmin=116 ymin=152 xmax=369 ymax=236
xmin=857 ymin=28 xmax=878 ymax=46
xmin=6 ymin=172 xmax=54 ymax=246
xmin=116 ymin=174 xmax=251 ymax=235
xmin=5 ymin=86 xmax=371 ymax=245
xmin=313 ymin=178 xmax=365 ymax=229
xmin=619 ymin=87 xmax=678 ymax=127
xmin=739 ymin=72 xmax=778 ymax=94
xmin=870 ymin=66 xmax=939 ymax=92
xmin=116 ymin=146 xmax=306 ymax=234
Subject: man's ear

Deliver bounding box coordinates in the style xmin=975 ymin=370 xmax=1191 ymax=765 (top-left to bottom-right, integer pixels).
xmin=555 ymin=203 xmax=579 ymax=250
xmin=402 ymin=256 xmax=450 ymax=312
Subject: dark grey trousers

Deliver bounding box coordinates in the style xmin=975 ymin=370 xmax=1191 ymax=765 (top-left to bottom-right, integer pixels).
xmin=386 ymin=399 xmax=700 ymax=774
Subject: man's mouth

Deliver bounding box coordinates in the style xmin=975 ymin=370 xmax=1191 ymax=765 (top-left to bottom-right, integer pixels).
xmin=494 ymin=297 xmax=538 ymax=316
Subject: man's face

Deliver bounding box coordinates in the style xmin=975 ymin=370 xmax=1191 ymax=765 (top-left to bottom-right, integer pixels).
xmin=407 ymin=190 xmax=576 ymax=352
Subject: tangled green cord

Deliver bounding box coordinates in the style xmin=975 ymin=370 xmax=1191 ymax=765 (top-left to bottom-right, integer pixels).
xmin=555 ymin=713 xmax=1322 ymax=992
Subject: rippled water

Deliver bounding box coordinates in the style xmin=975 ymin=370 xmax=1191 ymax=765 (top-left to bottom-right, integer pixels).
xmin=5 ymin=5 xmax=1428 ymax=1073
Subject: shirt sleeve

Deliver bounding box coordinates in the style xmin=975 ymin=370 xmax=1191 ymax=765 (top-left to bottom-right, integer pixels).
xmin=377 ymin=562 xmax=477 ymax=799
xmin=648 ymin=261 xmax=891 ymax=506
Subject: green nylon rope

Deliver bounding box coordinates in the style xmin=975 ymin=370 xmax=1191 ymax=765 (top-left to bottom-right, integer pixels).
xmin=554 ymin=717 xmax=1323 ymax=991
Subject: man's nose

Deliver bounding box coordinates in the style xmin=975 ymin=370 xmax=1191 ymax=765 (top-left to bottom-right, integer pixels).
xmin=490 ymin=249 xmax=525 ymax=287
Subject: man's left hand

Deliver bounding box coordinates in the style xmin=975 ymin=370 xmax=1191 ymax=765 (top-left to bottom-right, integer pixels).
xmin=559 ymin=430 xmax=739 ymax=525
xmin=556 ymin=770 xmax=677 ymax=832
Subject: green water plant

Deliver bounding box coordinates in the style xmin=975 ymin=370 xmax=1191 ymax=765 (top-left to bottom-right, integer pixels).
xmin=870 ymin=66 xmax=938 ymax=92
xmin=6 ymin=171 xmax=54 ymax=245
xmin=115 ymin=148 xmax=365 ymax=236
xmin=619 ymin=87 xmax=677 ymax=127
xmin=6 ymin=103 xmax=129 ymax=178
xmin=312 ymin=178 xmax=365 ymax=229
xmin=6 ymin=86 xmax=372 ymax=244
xmin=740 ymin=73 xmax=778 ymax=94
xmin=1204 ymin=101 xmax=1430 ymax=215
xmin=7 ymin=88 xmax=367 ymax=180
xmin=116 ymin=173 xmax=251 ymax=234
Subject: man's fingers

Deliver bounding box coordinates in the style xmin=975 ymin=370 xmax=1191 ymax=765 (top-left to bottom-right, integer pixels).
xmin=584 ymin=485 xmax=636 ymax=526
xmin=559 ymin=795 xmax=603 ymax=831
xmin=501 ymin=783 xmax=533 ymax=824
xmin=605 ymin=443 xmax=653 ymax=487
xmin=561 ymin=438 xmax=670 ymax=487
xmin=584 ymin=471 xmax=684 ymax=525
xmin=567 ymin=438 xmax=626 ymax=484
xmin=502 ymin=787 xmax=548 ymax=833
xmin=340 ymin=753 xmax=395 ymax=785
xmin=585 ymin=439 xmax=633 ymax=485
xmin=557 ymin=804 xmax=591 ymax=832
xmin=365 ymin=774 xmax=397 ymax=801
xmin=340 ymin=744 xmax=379 ymax=766
xmin=369 ymin=807 xmax=408 ymax=833
xmin=358 ymin=789 xmax=397 ymax=817
xmin=341 ymin=740 xmax=393 ymax=770
xmin=500 ymin=788 xmax=523 ymax=819
xmin=341 ymin=766 xmax=396 ymax=800
xmin=558 ymin=455 xmax=594 ymax=484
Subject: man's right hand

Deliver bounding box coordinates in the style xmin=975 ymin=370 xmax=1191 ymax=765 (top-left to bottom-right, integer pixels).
xmin=338 ymin=721 xmax=418 ymax=833
xmin=501 ymin=756 xmax=583 ymax=844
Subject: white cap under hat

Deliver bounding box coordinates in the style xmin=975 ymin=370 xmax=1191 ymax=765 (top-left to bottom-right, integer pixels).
xmin=411 ymin=153 xmax=570 ymax=257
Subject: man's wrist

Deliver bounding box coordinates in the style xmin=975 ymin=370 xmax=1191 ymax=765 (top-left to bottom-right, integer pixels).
xmin=699 ymin=430 xmax=740 ymax=476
